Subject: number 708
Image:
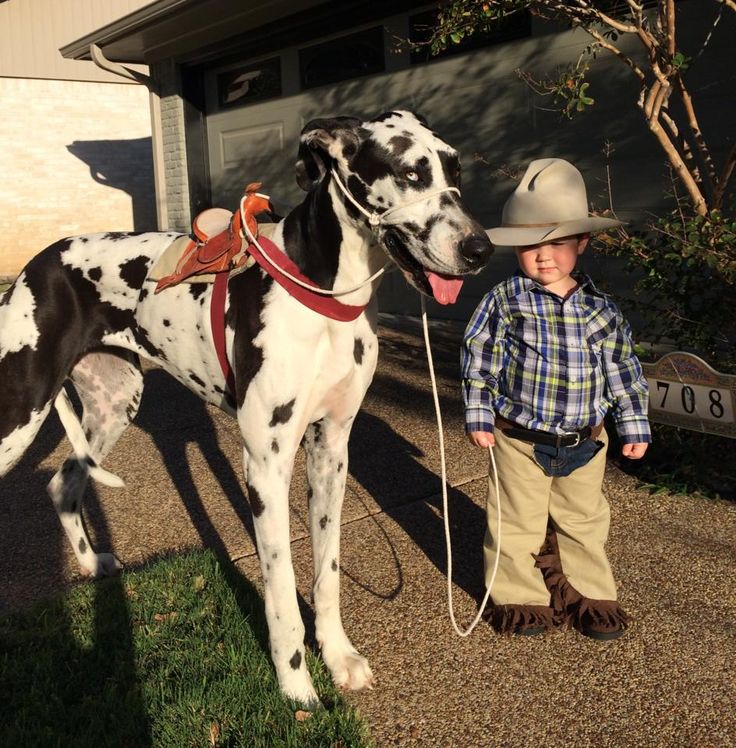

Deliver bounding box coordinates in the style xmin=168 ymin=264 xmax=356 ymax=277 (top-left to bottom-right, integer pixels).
xmin=656 ymin=381 xmax=725 ymax=419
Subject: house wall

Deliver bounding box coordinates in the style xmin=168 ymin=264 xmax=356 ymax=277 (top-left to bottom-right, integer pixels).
xmin=0 ymin=0 xmax=150 ymax=82
xmin=0 ymin=0 xmax=155 ymax=277
xmin=0 ymin=77 xmax=155 ymax=276
xmin=176 ymin=2 xmax=735 ymax=320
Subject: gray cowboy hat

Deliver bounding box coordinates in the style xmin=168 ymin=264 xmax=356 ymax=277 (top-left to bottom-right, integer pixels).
xmin=486 ymin=158 xmax=623 ymax=247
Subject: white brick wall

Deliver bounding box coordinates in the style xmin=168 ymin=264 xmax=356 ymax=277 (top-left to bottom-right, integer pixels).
xmin=0 ymin=77 xmax=155 ymax=276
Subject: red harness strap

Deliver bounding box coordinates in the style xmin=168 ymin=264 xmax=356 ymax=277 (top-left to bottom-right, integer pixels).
xmin=210 ymin=236 xmax=368 ymax=393
xmin=247 ymin=236 xmax=367 ymax=322
xmin=211 ymin=272 xmax=236 ymax=395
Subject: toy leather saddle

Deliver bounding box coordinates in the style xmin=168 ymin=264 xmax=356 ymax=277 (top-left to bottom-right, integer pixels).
xmin=150 ymin=182 xmax=275 ymax=292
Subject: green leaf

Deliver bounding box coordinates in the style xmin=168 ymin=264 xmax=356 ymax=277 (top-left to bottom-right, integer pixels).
xmin=672 ymin=52 xmax=691 ymax=70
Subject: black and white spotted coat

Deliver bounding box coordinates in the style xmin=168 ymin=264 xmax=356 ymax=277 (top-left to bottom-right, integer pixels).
xmin=0 ymin=111 xmax=493 ymax=706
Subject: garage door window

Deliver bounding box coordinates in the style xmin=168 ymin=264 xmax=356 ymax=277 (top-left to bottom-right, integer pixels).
xmin=217 ymin=57 xmax=282 ymax=109
xmin=299 ymin=27 xmax=385 ymax=90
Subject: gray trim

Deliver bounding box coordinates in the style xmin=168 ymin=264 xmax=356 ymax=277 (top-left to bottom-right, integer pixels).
xmin=59 ymin=0 xmax=327 ymax=64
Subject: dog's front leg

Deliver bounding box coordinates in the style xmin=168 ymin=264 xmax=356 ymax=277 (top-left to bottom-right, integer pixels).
xmin=242 ymin=439 xmax=320 ymax=708
xmin=303 ymin=418 xmax=374 ymax=692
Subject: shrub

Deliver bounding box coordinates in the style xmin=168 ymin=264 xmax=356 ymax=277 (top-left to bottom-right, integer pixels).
xmin=596 ymin=208 xmax=736 ymax=373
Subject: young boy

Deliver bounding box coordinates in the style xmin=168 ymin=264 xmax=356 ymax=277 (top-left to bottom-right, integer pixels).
xmin=461 ymin=158 xmax=650 ymax=640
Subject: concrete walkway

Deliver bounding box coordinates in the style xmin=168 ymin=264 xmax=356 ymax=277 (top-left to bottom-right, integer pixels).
xmin=1 ymin=316 xmax=734 ymax=747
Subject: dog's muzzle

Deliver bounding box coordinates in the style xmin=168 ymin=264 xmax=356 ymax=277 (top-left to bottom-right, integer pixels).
xmin=330 ymin=168 xmax=494 ymax=304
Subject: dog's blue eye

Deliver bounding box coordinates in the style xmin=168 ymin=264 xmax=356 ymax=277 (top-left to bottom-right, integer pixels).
xmin=405 ymin=171 xmax=419 ymax=182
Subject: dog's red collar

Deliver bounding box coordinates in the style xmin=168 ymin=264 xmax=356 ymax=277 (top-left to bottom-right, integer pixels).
xmin=246 ymin=236 xmax=367 ymax=322
xmin=210 ymin=236 xmax=368 ymax=393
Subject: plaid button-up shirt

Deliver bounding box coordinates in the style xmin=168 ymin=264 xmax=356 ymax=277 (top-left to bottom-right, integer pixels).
xmin=461 ymin=270 xmax=651 ymax=444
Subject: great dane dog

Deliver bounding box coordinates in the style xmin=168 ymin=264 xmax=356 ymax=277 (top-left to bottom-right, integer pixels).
xmin=0 ymin=110 xmax=493 ymax=706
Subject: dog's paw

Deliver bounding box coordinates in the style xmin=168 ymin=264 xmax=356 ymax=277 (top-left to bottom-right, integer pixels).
xmin=80 ymin=553 xmax=123 ymax=578
xmin=281 ymin=675 xmax=321 ymax=710
xmin=323 ymin=646 xmax=375 ymax=691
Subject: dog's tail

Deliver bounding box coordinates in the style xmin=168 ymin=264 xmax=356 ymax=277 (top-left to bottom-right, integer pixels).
xmin=54 ymin=388 xmax=125 ymax=488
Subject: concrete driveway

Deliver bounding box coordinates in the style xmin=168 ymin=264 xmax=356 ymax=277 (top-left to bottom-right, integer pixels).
xmin=1 ymin=315 xmax=734 ymax=747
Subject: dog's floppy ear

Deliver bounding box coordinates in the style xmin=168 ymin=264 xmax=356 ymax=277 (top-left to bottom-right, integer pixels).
xmin=296 ymin=116 xmax=362 ymax=191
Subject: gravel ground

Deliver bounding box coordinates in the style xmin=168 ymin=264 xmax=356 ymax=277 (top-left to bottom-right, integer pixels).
xmin=1 ymin=317 xmax=734 ymax=747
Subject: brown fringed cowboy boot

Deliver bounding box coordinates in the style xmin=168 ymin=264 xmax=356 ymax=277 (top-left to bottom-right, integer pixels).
xmin=533 ymin=524 xmax=629 ymax=641
xmin=484 ymin=603 xmax=556 ymax=636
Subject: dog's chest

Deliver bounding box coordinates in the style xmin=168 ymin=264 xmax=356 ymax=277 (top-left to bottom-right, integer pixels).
xmin=257 ymin=304 xmax=378 ymax=425
xmin=308 ymin=331 xmax=375 ymax=423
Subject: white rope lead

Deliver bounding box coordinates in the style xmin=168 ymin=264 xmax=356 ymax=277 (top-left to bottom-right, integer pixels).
xmin=420 ymin=295 xmax=501 ymax=637
xmin=240 ymin=194 xmax=389 ymax=297
xmin=329 ymin=169 xmax=461 ymax=227
xmin=238 ymin=171 xmax=460 ymax=298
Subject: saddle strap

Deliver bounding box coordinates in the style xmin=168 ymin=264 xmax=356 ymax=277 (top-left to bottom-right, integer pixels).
xmin=211 ymin=272 xmax=236 ymax=395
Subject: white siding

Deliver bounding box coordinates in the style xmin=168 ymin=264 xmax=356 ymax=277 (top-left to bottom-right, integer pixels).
xmin=0 ymin=0 xmax=151 ymax=82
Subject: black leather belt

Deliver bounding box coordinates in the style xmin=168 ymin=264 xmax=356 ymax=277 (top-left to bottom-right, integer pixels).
xmin=496 ymin=417 xmax=602 ymax=448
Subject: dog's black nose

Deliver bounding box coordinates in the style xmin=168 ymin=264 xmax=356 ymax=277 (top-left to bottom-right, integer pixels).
xmin=459 ymin=234 xmax=494 ymax=268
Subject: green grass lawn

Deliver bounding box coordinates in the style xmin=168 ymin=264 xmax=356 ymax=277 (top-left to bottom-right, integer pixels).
xmin=0 ymin=549 xmax=374 ymax=747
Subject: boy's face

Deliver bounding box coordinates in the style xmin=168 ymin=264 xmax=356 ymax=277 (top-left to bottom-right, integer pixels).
xmin=514 ymin=234 xmax=589 ymax=292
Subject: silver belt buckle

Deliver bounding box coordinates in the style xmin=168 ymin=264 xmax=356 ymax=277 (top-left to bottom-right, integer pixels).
xmin=563 ymin=431 xmax=582 ymax=447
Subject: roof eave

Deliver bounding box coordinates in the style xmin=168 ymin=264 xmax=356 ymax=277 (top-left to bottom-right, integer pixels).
xmin=59 ymin=0 xmax=329 ymax=65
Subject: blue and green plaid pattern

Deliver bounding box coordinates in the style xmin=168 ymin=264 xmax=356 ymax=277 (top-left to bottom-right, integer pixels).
xmin=461 ymin=271 xmax=651 ymax=444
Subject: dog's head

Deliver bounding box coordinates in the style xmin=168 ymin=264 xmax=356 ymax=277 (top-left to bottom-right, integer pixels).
xmin=296 ymin=111 xmax=493 ymax=304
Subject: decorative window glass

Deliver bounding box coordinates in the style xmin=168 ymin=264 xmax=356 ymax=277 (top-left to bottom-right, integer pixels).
xmin=408 ymin=10 xmax=531 ymax=65
xmin=217 ymin=58 xmax=282 ymax=109
xmin=299 ymin=27 xmax=385 ymax=90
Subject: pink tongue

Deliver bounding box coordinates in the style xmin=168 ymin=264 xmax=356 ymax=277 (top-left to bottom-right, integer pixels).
xmin=425 ymin=271 xmax=464 ymax=305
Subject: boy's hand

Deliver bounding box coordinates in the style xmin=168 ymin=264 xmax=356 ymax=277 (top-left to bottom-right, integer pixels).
xmin=468 ymin=430 xmax=496 ymax=448
xmin=622 ymin=442 xmax=648 ymax=459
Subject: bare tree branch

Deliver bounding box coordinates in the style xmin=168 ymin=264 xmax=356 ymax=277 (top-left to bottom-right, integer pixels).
xmin=658 ymin=108 xmax=699 ymax=184
xmin=649 ymin=80 xmax=671 ymax=123
xmin=582 ymin=26 xmax=646 ymax=80
xmin=714 ymin=0 xmax=736 ymax=12
xmin=648 ymin=115 xmax=708 ymax=215
xmin=713 ymin=143 xmax=736 ymax=211
xmin=642 ymin=79 xmax=660 ymax=121
xmin=676 ymin=76 xmax=717 ymax=188
xmin=666 ymin=0 xmax=676 ymax=58
xmin=571 ymin=0 xmax=639 ymax=33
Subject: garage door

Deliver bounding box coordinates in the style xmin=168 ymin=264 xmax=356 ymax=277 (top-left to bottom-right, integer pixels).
xmin=205 ymin=87 xmax=308 ymax=214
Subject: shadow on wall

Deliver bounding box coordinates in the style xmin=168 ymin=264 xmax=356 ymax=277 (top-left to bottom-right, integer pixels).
xmin=66 ymin=138 xmax=157 ymax=232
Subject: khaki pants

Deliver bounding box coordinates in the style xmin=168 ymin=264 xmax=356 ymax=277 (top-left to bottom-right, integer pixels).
xmin=484 ymin=427 xmax=617 ymax=605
